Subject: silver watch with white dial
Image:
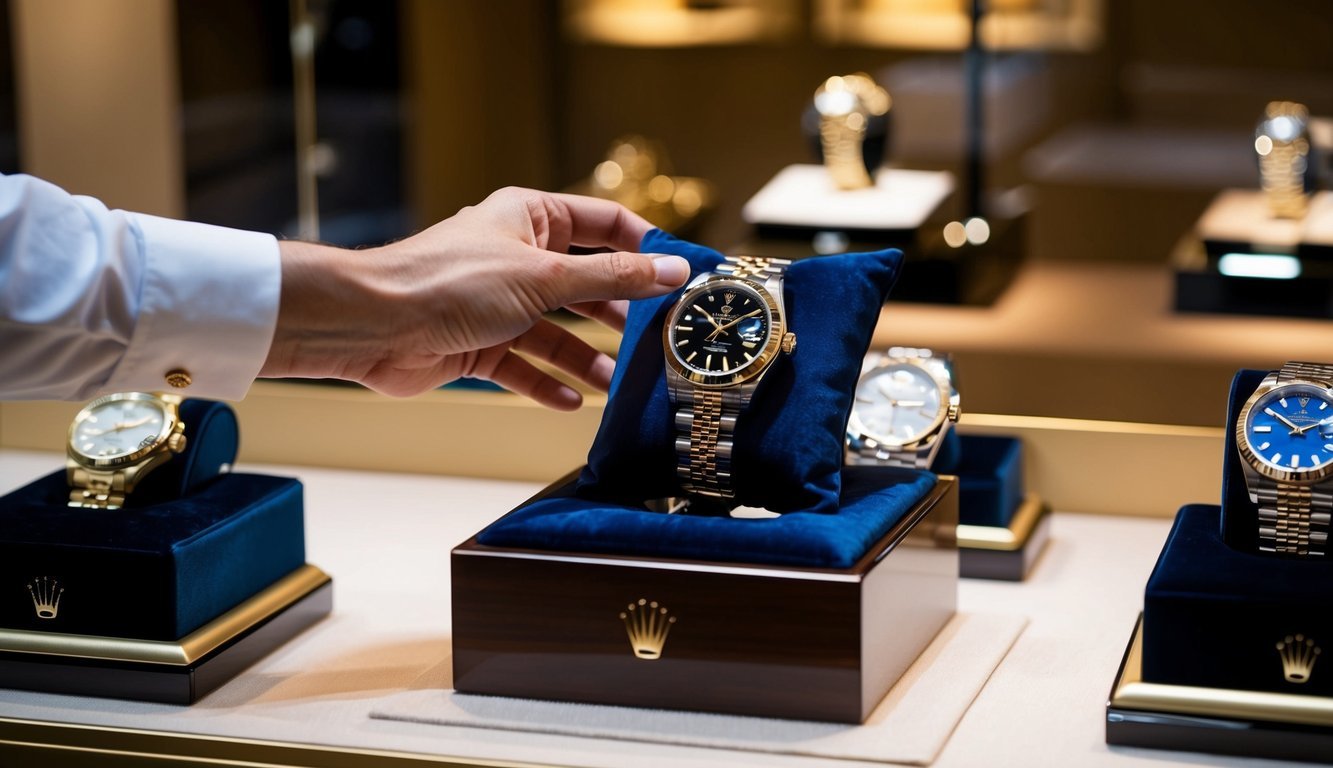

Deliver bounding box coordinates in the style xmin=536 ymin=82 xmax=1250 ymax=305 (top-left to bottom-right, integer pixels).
xmin=846 ymin=347 xmax=960 ymax=469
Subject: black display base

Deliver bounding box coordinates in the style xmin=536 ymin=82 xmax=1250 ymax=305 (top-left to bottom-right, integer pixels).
xmin=0 ymin=567 xmax=332 ymax=705
xmin=1174 ymin=267 xmax=1333 ymax=319
xmin=1107 ymin=615 xmax=1333 ymax=764
xmin=744 ymin=211 xmax=1024 ymax=307
xmin=957 ymin=496 xmax=1050 ymax=581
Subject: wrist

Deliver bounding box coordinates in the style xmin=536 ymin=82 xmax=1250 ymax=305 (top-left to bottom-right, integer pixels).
xmin=260 ymin=240 xmax=382 ymax=381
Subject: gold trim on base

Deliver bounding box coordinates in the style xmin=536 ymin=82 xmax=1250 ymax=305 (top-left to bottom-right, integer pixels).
xmin=0 ymin=564 xmax=330 ymax=665
xmin=1110 ymin=617 xmax=1333 ymax=728
xmin=957 ymin=495 xmax=1048 ymax=551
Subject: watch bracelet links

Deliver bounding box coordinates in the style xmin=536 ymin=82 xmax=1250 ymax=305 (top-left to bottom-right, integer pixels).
xmin=1258 ymin=483 xmax=1331 ymax=556
xmin=673 ymin=386 xmax=746 ymax=498
xmin=673 ymin=255 xmax=789 ymax=499
xmin=1257 ymin=361 xmax=1333 ymax=555
xmin=715 ymin=254 xmax=791 ymax=282
xmin=1277 ymin=361 xmax=1333 ymax=386
xmin=850 ymin=441 xmax=931 ymax=469
xmin=68 ymin=467 xmax=126 ymax=509
xmin=819 ymin=114 xmax=872 ymax=190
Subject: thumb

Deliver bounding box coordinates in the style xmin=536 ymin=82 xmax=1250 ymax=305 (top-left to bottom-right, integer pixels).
xmin=553 ymin=250 xmax=690 ymax=304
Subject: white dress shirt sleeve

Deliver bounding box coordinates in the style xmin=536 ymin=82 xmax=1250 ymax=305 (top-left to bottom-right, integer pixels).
xmin=0 ymin=173 xmax=280 ymax=401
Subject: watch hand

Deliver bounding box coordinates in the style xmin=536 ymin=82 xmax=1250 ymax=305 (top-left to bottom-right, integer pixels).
xmin=895 ymin=400 xmax=926 ymax=408
xmin=1266 ymin=408 xmax=1301 ymax=433
xmin=110 ymin=416 xmax=153 ymax=433
xmin=693 ymin=305 xmax=726 ymax=334
xmin=705 ymin=308 xmax=763 ymax=341
xmin=1293 ymin=419 xmax=1327 ymax=435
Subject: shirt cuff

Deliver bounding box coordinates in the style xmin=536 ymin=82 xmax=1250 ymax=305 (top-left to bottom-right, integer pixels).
xmin=103 ymin=213 xmax=281 ymax=401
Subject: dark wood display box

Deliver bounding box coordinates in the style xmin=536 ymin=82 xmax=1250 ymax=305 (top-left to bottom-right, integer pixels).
xmin=959 ymin=495 xmax=1052 ymax=581
xmin=1107 ymin=615 xmax=1333 ymax=764
xmin=452 ymin=476 xmax=959 ymax=724
xmin=0 ymin=565 xmax=332 ymax=705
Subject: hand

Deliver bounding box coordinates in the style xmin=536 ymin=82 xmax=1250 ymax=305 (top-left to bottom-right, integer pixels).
xmin=705 ymin=309 xmax=762 ymax=341
xmin=260 ymin=188 xmax=690 ymax=410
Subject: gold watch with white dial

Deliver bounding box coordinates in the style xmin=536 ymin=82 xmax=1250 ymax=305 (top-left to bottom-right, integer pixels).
xmin=66 ymin=392 xmax=187 ymax=510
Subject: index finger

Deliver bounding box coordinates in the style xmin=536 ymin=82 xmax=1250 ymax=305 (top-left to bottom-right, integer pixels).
xmin=542 ymin=192 xmax=654 ymax=254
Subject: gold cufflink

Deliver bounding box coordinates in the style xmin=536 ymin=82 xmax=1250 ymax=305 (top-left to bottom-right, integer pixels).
xmin=164 ymin=369 xmax=193 ymax=389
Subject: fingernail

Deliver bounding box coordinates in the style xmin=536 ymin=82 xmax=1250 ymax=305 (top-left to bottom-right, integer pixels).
xmin=652 ymin=255 xmax=690 ymax=287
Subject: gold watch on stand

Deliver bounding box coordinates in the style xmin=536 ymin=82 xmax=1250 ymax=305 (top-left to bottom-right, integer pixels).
xmin=66 ymin=392 xmax=187 ymax=510
xmin=1235 ymin=361 xmax=1333 ymax=556
xmin=662 ymin=255 xmax=796 ymax=500
xmin=813 ymin=73 xmax=891 ymax=191
xmin=846 ymin=347 xmax=960 ymax=469
xmin=1255 ymin=101 xmax=1313 ymax=220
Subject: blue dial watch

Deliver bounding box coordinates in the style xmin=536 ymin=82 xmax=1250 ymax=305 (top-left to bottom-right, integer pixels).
xmin=1236 ymin=361 xmax=1333 ymax=556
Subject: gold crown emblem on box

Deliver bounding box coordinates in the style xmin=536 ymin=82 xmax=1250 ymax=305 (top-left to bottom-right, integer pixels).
xmin=26 ymin=576 xmax=64 ymax=620
xmin=619 ymin=598 xmax=676 ymax=660
xmin=1276 ymin=634 xmax=1321 ymax=684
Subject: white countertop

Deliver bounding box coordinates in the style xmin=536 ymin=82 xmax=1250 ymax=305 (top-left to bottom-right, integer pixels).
xmin=0 ymin=450 xmax=1308 ymax=767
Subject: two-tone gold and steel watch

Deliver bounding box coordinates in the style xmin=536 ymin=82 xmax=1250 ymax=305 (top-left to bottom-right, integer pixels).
xmin=1236 ymin=362 xmax=1333 ymax=556
xmin=846 ymin=347 xmax=960 ymax=469
xmin=813 ymin=73 xmax=891 ymax=191
xmin=66 ymin=392 xmax=187 ymax=510
xmin=1255 ymin=101 xmax=1314 ymax=220
xmin=662 ymin=255 xmax=796 ymax=499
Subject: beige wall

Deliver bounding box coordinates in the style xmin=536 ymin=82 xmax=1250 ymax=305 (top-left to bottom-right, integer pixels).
xmin=11 ymin=0 xmax=182 ymax=216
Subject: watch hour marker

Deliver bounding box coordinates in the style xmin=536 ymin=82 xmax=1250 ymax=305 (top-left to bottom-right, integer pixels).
xmin=743 ymin=352 xmax=754 ymax=362
xmin=1290 ymin=455 xmax=1301 ymax=468
xmin=675 ymin=339 xmax=689 ymax=347
xmin=675 ymin=325 xmax=692 ymax=332
xmin=1258 ymin=441 xmax=1271 ymax=451
xmin=1272 ymin=453 xmax=1283 ymax=464
xmin=686 ymin=351 xmax=697 ymax=363
xmin=1253 ymin=426 xmax=1272 ymax=433
xmin=1324 ymin=443 xmax=1333 ymax=452
xmin=742 ymin=341 xmax=757 ymax=349
xmin=82 ymin=442 xmax=94 ymax=451
xmin=722 ymin=356 xmax=730 ymax=370
xmin=705 ymin=354 xmax=713 ymax=369
xmin=1279 ymin=398 xmax=1289 ymax=408
xmin=708 ymin=294 xmax=716 ymax=302
xmin=1314 ymin=455 xmax=1323 ymax=467
xmin=1322 ymin=402 xmax=1329 ymax=411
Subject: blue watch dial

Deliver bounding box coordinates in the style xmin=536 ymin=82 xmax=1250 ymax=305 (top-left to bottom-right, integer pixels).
xmin=1243 ymin=384 xmax=1333 ymax=473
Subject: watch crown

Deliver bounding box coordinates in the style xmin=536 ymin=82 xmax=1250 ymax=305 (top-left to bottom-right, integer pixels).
xmin=168 ymin=433 xmax=188 ymax=453
xmin=781 ymin=332 xmax=797 ymax=355
xmin=947 ymin=403 xmax=961 ymax=422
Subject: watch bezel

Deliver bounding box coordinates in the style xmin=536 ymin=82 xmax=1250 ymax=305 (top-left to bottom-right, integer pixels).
xmin=67 ymin=392 xmax=177 ymax=470
xmin=1235 ymin=380 xmax=1333 ymax=485
xmin=848 ymin=360 xmax=952 ymax=450
xmin=662 ymin=274 xmax=784 ymax=389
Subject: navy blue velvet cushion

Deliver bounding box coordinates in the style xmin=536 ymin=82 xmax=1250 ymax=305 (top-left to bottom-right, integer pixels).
xmin=954 ymin=434 xmax=1024 ymax=527
xmin=134 ymin=398 xmax=239 ymax=506
xmin=578 ymin=229 xmax=905 ymax=516
xmin=1220 ymin=369 xmax=1269 ymax=551
xmin=479 ymin=466 xmax=936 ymax=569
xmin=1143 ymin=503 xmax=1333 ymax=695
xmin=0 ymin=470 xmax=305 ymax=640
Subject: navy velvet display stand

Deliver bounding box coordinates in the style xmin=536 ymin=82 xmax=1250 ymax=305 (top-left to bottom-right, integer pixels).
xmin=0 ymin=400 xmax=330 ymax=704
xmin=1107 ymin=369 xmax=1333 ymax=762
xmin=952 ymin=433 xmax=1051 ymax=581
xmin=452 ymin=232 xmax=960 ymax=723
